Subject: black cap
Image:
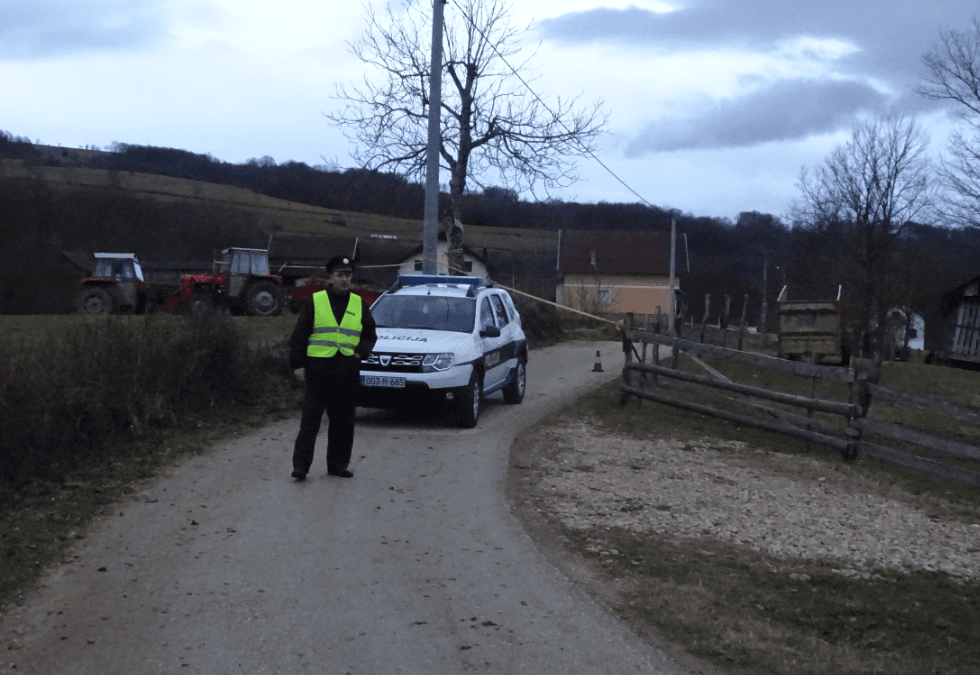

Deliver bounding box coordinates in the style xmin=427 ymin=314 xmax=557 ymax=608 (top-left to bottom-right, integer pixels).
xmin=325 ymin=255 xmax=355 ymax=274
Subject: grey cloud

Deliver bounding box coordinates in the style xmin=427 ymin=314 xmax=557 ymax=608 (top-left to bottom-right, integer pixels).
xmin=539 ymin=1 xmax=978 ymax=97
xmin=1 ymin=0 xmax=173 ymax=59
xmin=626 ymin=79 xmax=885 ymax=155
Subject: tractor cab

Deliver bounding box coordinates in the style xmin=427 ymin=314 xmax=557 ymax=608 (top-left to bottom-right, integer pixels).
xmin=77 ymin=253 xmax=148 ymax=314
xmin=217 ymin=248 xmax=273 ymax=300
xmin=93 ymin=253 xmax=145 ymax=283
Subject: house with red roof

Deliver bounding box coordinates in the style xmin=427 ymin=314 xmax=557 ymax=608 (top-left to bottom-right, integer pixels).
xmin=556 ymin=230 xmax=679 ymax=320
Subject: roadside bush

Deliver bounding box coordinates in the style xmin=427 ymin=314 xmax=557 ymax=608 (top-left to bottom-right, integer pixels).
xmin=0 ymin=315 xmax=293 ymax=487
xmin=513 ymin=294 xmax=563 ymax=347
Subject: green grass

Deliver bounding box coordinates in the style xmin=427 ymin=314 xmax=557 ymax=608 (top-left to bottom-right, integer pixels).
xmin=0 ymin=315 xmax=99 ymax=356
xmin=650 ymin=345 xmax=980 ymax=482
xmin=519 ymin=380 xmax=980 ymax=675
xmin=878 ymin=359 xmax=980 ymax=408
xmin=580 ymin=531 xmax=979 ymax=675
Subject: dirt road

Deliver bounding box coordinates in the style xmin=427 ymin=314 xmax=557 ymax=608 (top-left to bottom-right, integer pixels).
xmin=0 ymin=342 xmax=689 ymax=675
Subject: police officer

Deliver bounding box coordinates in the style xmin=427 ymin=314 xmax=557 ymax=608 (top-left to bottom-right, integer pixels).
xmin=289 ymin=255 xmax=377 ymax=480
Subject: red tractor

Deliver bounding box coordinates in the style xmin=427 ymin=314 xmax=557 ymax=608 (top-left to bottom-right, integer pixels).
xmin=166 ymin=247 xmax=290 ymax=317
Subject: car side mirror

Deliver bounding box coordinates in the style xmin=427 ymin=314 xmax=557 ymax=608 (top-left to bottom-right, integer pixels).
xmin=480 ymin=325 xmax=501 ymax=338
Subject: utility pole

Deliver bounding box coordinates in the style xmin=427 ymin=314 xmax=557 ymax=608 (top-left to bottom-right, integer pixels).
xmin=668 ymin=219 xmax=676 ymax=332
xmin=422 ymin=0 xmax=445 ymax=274
xmin=761 ymin=260 xmax=768 ymax=346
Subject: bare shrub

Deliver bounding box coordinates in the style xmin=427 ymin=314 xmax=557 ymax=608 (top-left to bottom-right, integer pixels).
xmin=0 ymin=316 xmax=293 ymax=487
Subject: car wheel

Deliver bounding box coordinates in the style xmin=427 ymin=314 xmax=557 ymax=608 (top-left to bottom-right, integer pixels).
xmin=456 ymin=371 xmax=483 ymax=428
xmin=502 ymin=355 xmax=526 ymax=404
xmin=246 ymin=281 xmax=284 ymax=317
xmin=77 ymin=288 xmax=113 ymax=315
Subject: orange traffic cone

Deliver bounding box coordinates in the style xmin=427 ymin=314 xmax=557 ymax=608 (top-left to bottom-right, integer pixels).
xmin=592 ymin=350 xmax=603 ymax=372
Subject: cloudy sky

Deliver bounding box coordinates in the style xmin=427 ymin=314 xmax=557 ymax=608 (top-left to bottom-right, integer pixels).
xmin=2 ymin=0 xmax=977 ymax=220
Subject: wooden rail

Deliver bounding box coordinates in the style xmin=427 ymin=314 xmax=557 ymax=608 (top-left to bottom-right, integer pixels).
xmin=621 ymin=317 xmax=980 ymax=488
xmin=622 ymin=326 xmax=860 ymax=459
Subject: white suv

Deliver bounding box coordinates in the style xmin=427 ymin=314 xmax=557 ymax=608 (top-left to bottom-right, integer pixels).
xmin=358 ymin=275 xmax=528 ymax=427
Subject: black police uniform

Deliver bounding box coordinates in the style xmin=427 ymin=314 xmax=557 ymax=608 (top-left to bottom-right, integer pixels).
xmin=289 ymin=261 xmax=377 ymax=478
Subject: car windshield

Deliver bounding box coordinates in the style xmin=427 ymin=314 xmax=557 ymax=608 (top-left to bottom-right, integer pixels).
xmin=371 ymin=295 xmax=476 ymax=333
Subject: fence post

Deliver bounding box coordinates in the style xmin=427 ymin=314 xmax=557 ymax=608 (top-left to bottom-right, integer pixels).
xmin=721 ymin=294 xmax=731 ymax=348
xmin=846 ymin=356 xmax=882 ymax=460
xmin=641 ymin=313 xmax=649 ymax=365
xmin=673 ymin=301 xmax=685 ymax=369
xmin=700 ymin=294 xmax=711 ymax=344
xmin=738 ymin=293 xmax=749 ymax=351
xmin=641 ymin=313 xmax=650 ymax=388
xmin=652 ymin=307 xmax=661 ymax=384
xmin=620 ymin=322 xmax=634 ymax=406
xmin=804 ymin=361 xmax=817 ymax=453
xmin=848 ymin=359 xmax=868 ymax=460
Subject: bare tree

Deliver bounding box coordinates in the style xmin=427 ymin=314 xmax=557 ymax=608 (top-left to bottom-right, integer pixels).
xmin=326 ymin=0 xmax=606 ymax=227
xmin=918 ymin=18 xmax=980 ymax=228
xmin=793 ymin=115 xmax=935 ymax=356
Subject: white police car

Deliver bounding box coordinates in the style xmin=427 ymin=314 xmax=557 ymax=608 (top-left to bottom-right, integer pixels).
xmin=358 ymin=275 xmax=528 ymax=428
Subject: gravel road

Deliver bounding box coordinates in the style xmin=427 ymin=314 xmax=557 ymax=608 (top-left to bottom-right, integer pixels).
xmin=0 ymin=341 xmax=691 ymax=675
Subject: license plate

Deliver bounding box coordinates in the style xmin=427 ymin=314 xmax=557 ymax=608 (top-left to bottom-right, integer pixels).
xmin=361 ymin=375 xmax=406 ymax=388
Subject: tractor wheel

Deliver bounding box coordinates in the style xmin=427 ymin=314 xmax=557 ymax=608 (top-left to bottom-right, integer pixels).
xmin=188 ymin=293 xmax=214 ymax=315
xmin=77 ymin=288 xmax=113 ymax=315
xmin=246 ymin=282 xmax=284 ymax=317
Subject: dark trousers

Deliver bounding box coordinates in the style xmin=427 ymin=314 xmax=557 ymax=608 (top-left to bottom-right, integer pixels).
xmin=292 ymin=355 xmax=359 ymax=473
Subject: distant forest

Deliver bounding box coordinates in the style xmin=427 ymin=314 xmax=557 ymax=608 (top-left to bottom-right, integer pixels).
xmin=2 ymin=131 xmax=980 ymax=334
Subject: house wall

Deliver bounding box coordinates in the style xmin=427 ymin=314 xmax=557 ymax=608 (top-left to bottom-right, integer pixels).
xmin=950 ymin=297 xmax=980 ymax=360
xmin=557 ymin=273 xmax=677 ymax=315
xmin=930 ymin=278 xmax=980 ymax=361
xmin=398 ymin=241 xmax=488 ymax=278
xmin=908 ymin=314 xmax=925 ymax=351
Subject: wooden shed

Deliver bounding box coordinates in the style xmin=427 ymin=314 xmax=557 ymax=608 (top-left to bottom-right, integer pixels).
xmin=775 ymin=285 xmax=843 ymax=362
xmin=928 ymin=274 xmax=980 ymax=365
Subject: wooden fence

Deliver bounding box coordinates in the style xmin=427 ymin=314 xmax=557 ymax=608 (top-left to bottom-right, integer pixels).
xmin=621 ymin=314 xmax=980 ymax=489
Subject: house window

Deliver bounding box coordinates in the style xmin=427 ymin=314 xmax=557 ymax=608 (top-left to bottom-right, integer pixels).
xmin=463 ymin=260 xmax=473 ymax=273
xmin=414 ymin=260 xmax=423 ymax=271
xmin=597 ymin=289 xmax=611 ymax=304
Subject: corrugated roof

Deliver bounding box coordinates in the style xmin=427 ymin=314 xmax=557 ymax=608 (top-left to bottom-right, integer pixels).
xmin=269 ymin=232 xmax=418 ymax=266
xmin=560 ymin=230 xmax=673 ymax=275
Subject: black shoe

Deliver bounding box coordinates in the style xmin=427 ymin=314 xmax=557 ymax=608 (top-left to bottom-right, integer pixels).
xmin=327 ymin=468 xmax=354 ymax=478
xmin=291 ymin=469 xmax=307 ymax=480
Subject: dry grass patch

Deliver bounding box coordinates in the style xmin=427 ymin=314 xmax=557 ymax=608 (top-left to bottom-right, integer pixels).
xmin=0 ymin=314 xmax=302 ymax=610
xmin=509 ymin=380 xmax=980 ymax=675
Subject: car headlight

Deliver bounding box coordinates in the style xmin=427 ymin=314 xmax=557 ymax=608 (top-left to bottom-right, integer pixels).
xmin=422 ymin=353 xmax=454 ymax=372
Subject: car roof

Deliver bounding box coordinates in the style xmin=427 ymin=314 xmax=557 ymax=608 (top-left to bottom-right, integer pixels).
xmin=94 ymin=252 xmax=138 ymax=259
xmin=386 ymin=274 xmax=500 ymax=299
xmin=390 ymin=283 xmax=482 ymax=299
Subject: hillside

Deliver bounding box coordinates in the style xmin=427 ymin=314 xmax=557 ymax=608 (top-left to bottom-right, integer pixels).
xmin=0 ymin=159 xmax=560 ymax=258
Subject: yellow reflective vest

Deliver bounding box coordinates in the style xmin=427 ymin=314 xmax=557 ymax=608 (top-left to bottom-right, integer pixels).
xmin=307 ymin=291 xmax=363 ymax=358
